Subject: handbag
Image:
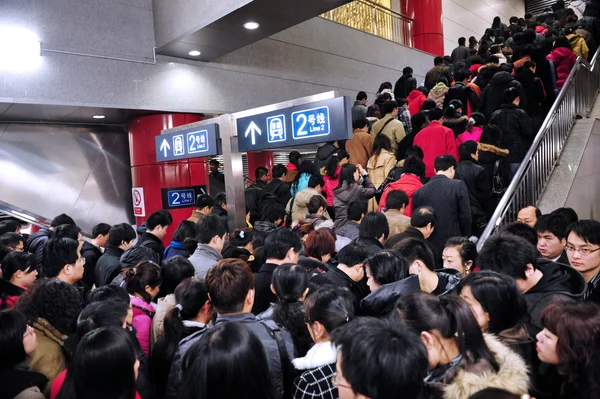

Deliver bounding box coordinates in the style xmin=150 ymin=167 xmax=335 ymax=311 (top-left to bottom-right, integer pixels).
xmin=374 ymin=166 xmax=400 ymax=203
xmin=492 ymin=159 xmax=507 ymax=198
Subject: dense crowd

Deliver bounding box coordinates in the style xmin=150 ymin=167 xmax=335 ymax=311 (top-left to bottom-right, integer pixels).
xmin=1 ymin=3 xmax=600 ymax=399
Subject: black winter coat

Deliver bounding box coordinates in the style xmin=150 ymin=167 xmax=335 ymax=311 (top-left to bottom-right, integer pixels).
xmin=80 ymin=241 xmax=102 ymax=290
xmin=489 ymin=104 xmax=534 ymax=163
xmin=136 ymin=232 xmax=166 ymax=264
xmin=25 ymin=229 xmax=50 ymax=268
xmin=443 ymin=82 xmax=480 ymax=116
xmin=479 ymin=71 xmax=528 ymax=121
xmin=477 ymin=143 xmax=510 ymax=190
xmin=394 ymin=73 xmax=418 ymax=100
xmin=455 ymin=160 xmax=493 ymax=220
xmin=95 ymin=245 xmax=125 ymax=287
xmin=265 ymin=178 xmax=292 ymax=208
xmin=474 ymin=63 xmax=500 ymax=91
xmin=515 ymin=68 xmax=546 ymax=118
xmin=442 ymin=113 xmax=469 ymax=138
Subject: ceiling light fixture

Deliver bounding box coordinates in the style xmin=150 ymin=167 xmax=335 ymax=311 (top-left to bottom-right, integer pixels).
xmin=243 ymin=22 xmax=260 ymax=30
xmin=92 ymin=115 xmax=105 ymax=119
xmin=188 ymin=50 xmax=201 ymax=56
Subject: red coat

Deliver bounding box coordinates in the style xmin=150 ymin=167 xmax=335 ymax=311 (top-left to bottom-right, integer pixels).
xmin=547 ymin=47 xmax=577 ymax=91
xmin=407 ymin=90 xmax=426 ymax=116
xmin=378 ymin=173 xmax=423 ymax=215
xmin=413 ymin=121 xmax=459 ymax=178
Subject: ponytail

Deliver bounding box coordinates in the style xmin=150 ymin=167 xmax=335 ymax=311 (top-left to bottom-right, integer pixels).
xmin=271 ymin=265 xmax=309 ymax=325
xmin=124 ymin=261 xmax=162 ymax=303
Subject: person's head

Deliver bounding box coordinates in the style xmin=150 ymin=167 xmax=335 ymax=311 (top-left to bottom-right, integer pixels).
xmin=120 ymin=246 xmax=159 ymax=271
xmin=465 ymin=112 xmax=485 ymax=133
xmin=172 ymin=220 xmax=198 ymax=245
xmin=0 ymin=309 xmax=39 ymax=368
xmin=180 ymin=322 xmax=276 ymax=399
xmin=397 ymin=98 xmax=409 ymax=109
xmin=550 ymin=207 xmax=578 ymax=225
xmin=395 ymin=292 xmax=498 ymax=371
xmin=434 ymin=155 xmax=457 ymax=178
xmin=500 ymin=222 xmax=538 ymax=248
xmin=261 ymin=203 xmax=286 ymax=226
xmin=308 ymin=174 xmax=325 ymax=192
xmin=229 ymin=228 xmax=255 ymax=252
xmin=0 ymin=220 xmax=21 ymax=235
xmin=307 ymin=195 xmax=328 ymax=216
xmin=444 ymin=100 xmax=463 ymax=118
xmin=304 ymin=285 xmax=353 ymax=344
xmin=196 ymin=214 xmax=228 ymax=251
xmin=359 ymin=212 xmax=389 ymax=243
xmin=160 ymin=256 xmax=195 ymax=295
xmin=564 ymin=220 xmax=600 ymax=280
xmin=333 ymin=317 xmax=429 ymax=399
xmin=336 ymin=243 xmax=368 ymax=282
xmin=15 ymin=278 xmax=81 ymax=335
xmin=76 ymin=301 xmax=129 ymax=338
xmin=356 ymin=91 xmax=368 ymax=104
xmin=214 ymin=192 xmax=227 ymax=211
xmin=1 ymin=252 xmax=38 ymax=288
xmin=194 ymin=194 xmax=215 ymax=216
xmin=87 ymin=284 xmax=130 ymax=306
xmin=0 ymin=232 xmax=24 ymax=252
xmin=352 ymin=118 xmax=369 ymax=133
xmin=304 ymin=229 xmax=336 ymax=263
xmin=255 ymin=166 xmax=269 ymax=183
xmin=403 ymin=66 xmax=413 ymax=75
xmin=381 ymin=100 xmax=399 ymax=117
xmin=434 ymin=56 xmax=444 ymax=66
xmin=50 ymin=214 xmax=76 ymax=229
xmin=107 ymin=223 xmax=136 ymax=250
xmin=503 ymin=87 xmax=520 ymax=105
xmin=517 ymin=205 xmax=542 ymax=227
xmin=458 ymin=140 xmax=479 ymax=162
xmin=366 ymin=104 xmax=381 ymax=119
xmin=480 ymin=124 xmax=503 ymax=145
xmin=393 ymin=237 xmax=436 ymax=275
xmin=553 ymin=36 xmax=571 ymax=50
xmin=272 ymin=164 xmax=287 ymax=180
xmin=205 ymin=259 xmax=254 ymax=315
xmin=487 ymin=55 xmax=500 ymax=64
xmin=90 ymin=223 xmax=111 ymax=248
xmin=347 ymin=201 xmax=367 ymax=223
xmin=56 ymin=327 xmax=138 ymax=399
xmin=337 ymin=164 xmax=359 ymax=187
xmin=288 ymin=151 xmax=302 ymax=168
xmin=443 ymin=237 xmax=477 ymax=276
xmin=538 ymin=301 xmax=600 ymax=393
xmin=124 ymin=261 xmax=162 ymax=302
xmin=271 ymin=263 xmax=309 ymax=305
xmin=458 ymin=271 xmax=527 ymax=333
xmin=209 ymin=159 xmax=220 ymax=173
xmin=453 ymin=69 xmax=470 ymax=84
xmin=263 ymin=228 xmax=302 ymax=264
xmin=458 ymin=37 xmax=466 ymax=46
xmin=509 ymin=16 xmax=518 ymax=24
xmin=469 ymin=36 xmax=477 ymax=46
xmin=364 ymin=251 xmax=409 ymax=292
xmin=411 ymin=206 xmax=436 ymax=238
xmin=385 ymin=190 xmax=409 ymax=213
xmin=146 ymin=210 xmax=172 ymax=239
xmin=428 ymin=108 xmax=444 ymax=122
xmin=43 ymin=237 xmax=84 ymax=284
xmin=403 ymin=155 xmax=426 ymax=178
xmin=478 ymin=234 xmax=539 ymax=293
xmin=372 ymin=133 xmax=393 ymax=159
xmin=377 ymin=81 xmax=393 ymax=93
xmin=51 ymin=224 xmax=82 ymax=243
xmin=535 ymin=213 xmax=570 ymax=260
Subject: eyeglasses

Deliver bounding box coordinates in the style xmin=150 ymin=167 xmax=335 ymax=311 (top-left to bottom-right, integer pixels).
xmin=565 ymin=244 xmax=600 ymax=256
xmin=331 ymin=374 xmax=352 ymax=390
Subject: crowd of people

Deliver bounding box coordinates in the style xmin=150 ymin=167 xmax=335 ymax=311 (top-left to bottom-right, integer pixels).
xmin=1 ymin=3 xmax=600 ymax=399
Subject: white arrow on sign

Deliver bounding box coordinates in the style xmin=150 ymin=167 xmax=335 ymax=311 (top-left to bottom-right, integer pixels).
xmin=160 ymin=138 xmax=171 ymax=157
xmin=245 ymin=121 xmax=262 ymax=145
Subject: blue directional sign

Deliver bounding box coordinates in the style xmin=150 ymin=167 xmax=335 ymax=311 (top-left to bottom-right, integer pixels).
xmin=155 ymin=124 xmax=220 ymax=162
xmin=236 ymin=96 xmax=351 ymax=152
xmin=161 ymin=185 xmax=208 ymax=210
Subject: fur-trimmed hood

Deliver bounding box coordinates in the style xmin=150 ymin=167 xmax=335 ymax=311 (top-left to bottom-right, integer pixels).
xmin=442 ymin=114 xmax=469 ymax=125
xmin=478 ymin=143 xmax=509 ymax=156
xmin=292 ymin=341 xmax=337 ymax=370
xmin=441 ymin=333 xmax=530 ymax=399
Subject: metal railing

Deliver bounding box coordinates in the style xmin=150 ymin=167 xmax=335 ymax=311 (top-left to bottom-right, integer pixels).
xmin=477 ymin=47 xmax=600 ymax=250
xmin=320 ymin=0 xmax=413 ymax=47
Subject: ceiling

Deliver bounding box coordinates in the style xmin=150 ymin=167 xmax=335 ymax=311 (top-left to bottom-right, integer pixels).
xmin=158 ymin=0 xmax=353 ymax=62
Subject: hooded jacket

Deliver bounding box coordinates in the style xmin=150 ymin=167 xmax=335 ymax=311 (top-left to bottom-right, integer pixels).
xmin=384 ymin=209 xmax=411 ymax=236
xmin=188 ymin=244 xmax=223 ymax=278
xmin=428 ymin=82 xmax=449 ymax=109
xmin=407 ymin=89 xmax=427 ymax=116
xmin=443 ymin=82 xmax=480 ymax=117
xmin=130 ymin=295 xmax=156 ymax=359
xmin=394 ymin=73 xmax=418 ymax=100
xmin=286 ymin=187 xmax=329 ymax=226
xmin=455 ymin=159 xmax=493 ymax=220
xmin=293 ymin=341 xmax=338 ymax=399
xmin=290 ymin=172 xmax=311 ymax=197
xmin=475 ymin=63 xmax=500 ymax=91
xmin=27 ymin=318 xmax=69 ymax=396
xmin=25 ymin=229 xmax=50 ymax=267
xmin=136 ymin=232 xmax=165 ymax=264
xmin=547 ymin=46 xmax=577 ymax=91
xmin=442 ymin=112 xmax=469 ymax=138
xmin=490 ymin=104 xmax=534 ymax=164
xmin=515 ymin=68 xmax=546 ymax=117
xmin=456 ymin=126 xmax=483 ymax=146
xmin=479 ymin=71 xmax=527 ymax=121
xmin=378 ymin=173 xmax=423 ymax=215
xmin=567 ymin=33 xmax=589 ymax=59
xmin=413 ymin=121 xmax=459 ymax=178
xmin=332 ymin=177 xmax=376 ymax=230
xmin=477 ymin=143 xmax=509 ymax=188
xmin=313 ymin=143 xmax=338 ymax=175
xmin=525 ymin=259 xmax=586 ymax=331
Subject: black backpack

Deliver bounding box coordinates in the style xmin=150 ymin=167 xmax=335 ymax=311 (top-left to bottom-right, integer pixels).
xmin=257 ymin=192 xmax=283 ymax=219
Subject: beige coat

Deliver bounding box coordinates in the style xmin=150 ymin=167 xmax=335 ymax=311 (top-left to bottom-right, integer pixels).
xmin=367 ymin=149 xmax=397 ymax=212
xmin=26 ymin=318 xmax=68 ymax=396
xmin=370 ymin=115 xmax=406 ymax=154
xmin=384 ymin=209 xmax=411 ymax=236
xmin=151 ymin=293 xmax=176 ymax=348
xmin=285 ymin=187 xmax=330 ymax=226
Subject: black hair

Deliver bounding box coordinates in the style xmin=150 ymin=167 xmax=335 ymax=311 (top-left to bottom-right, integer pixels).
xmin=487 ymin=55 xmax=500 ymax=64
xmin=51 ymin=224 xmax=81 ymax=241
xmin=445 ymin=236 xmax=477 ymax=265
xmin=195 ymin=194 xmax=215 ymax=210
xmin=454 ymin=68 xmax=471 ymax=82
xmin=261 ymin=204 xmax=286 ymax=223
xmin=352 ymin=118 xmax=369 ymax=130
xmin=478 ymin=234 xmax=538 ymax=279
xmin=0 ymin=232 xmax=24 ymax=250
xmin=336 ymin=164 xmax=358 ymax=189
xmin=403 ymin=155 xmax=426 ymax=179
xmin=0 ymin=245 xmax=11 ymax=266
xmin=305 ymin=285 xmax=354 ymax=333
xmin=418 ymin=86 xmax=430 ymax=97
xmin=332 ymin=317 xmax=429 ymax=399
xmin=196 ymin=214 xmax=227 ymax=244
xmin=288 ymin=151 xmax=302 ymax=167
xmin=56 ymin=327 xmax=137 ymax=399
xmin=365 ymin=251 xmax=409 ymax=286
xmin=92 ymin=223 xmax=111 ymax=238
xmin=42 ymin=238 xmax=79 ymax=278
xmin=347 ymin=201 xmax=368 ymax=222
xmin=458 ymin=140 xmax=479 ymax=162
xmin=381 ymin=101 xmax=399 ymax=116
xmin=87 ymin=284 xmax=130 ymax=305
xmin=107 ymin=223 xmax=136 ymax=247
xmin=124 ymin=261 xmax=162 ymax=303
xmin=393 ymin=237 xmax=435 ymax=271
xmin=120 ymin=246 xmax=159 ymax=268
xmin=161 ymin=256 xmax=196 ymax=295
xmin=434 ymin=154 xmax=457 ymax=172
xmin=480 ymin=124 xmax=503 ymax=145
xmin=324 ymin=148 xmax=349 ymax=178
xmin=397 ymin=97 xmax=409 ymax=107
xmin=458 ymin=37 xmax=466 ymax=45
xmin=146 ymin=210 xmax=173 ymax=230
xmin=50 ymin=214 xmax=76 ymax=228
xmin=509 ymin=16 xmax=518 ymax=24
xmin=1 ymin=251 xmax=36 ymax=281
xmin=500 ymin=222 xmax=538 ymax=248
xmin=565 ymin=219 xmax=600 ymax=246
xmin=445 ymin=99 xmax=464 ymax=118
xmin=403 ymin=66 xmax=413 ymax=74
xmin=264 ymin=228 xmax=302 ymax=260
xmin=405 ymin=145 xmax=424 ymax=159
xmin=434 ymin=56 xmax=444 ymax=65
xmin=307 ymin=195 xmax=327 ymax=215
xmin=337 ymin=243 xmax=369 ymax=267
xmin=386 ymin=190 xmax=409 ymax=211
xmin=550 ymin=207 xmax=579 ymax=225
xmin=76 ymin=301 xmax=129 ymax=339
xmin=230 ymin=228 xmax=254 ymax=247
xmin=503 ymin=87 xmax=520 ymax=104
xmin=396 ymin=292 xmax=499 ymax=371
xmin=272 ymin=164 xmax=287 ymax=179
xmin=553 ymin=36 xmax=571 ymax=50
xmin=356 ymin=91 xmax=368 ymax=101
xmin=535 ymin=213 xmax=570 ymax=240
xmin=205 ymin=259 xmax=254 ymax=315
xmin=0 ymin=309 xmax=30 ymax=367
xmin=411 ymin=206 xmax=437 ymax=229
xmin=377 ymin=81 xmax=393 ymax=93
xmin=458 ymin=271 xmax=528 ymax=334
xmin=308 ymin=174 xmax=325 ymax=189
xmin=255 ymin=167 xmax=269 ymax=181
xmin=466 ymin=112 xmax=485 ymax=133
xmin=428 ymin=108 xmax=444 ymax=121
xmin=180 ymin=322 xmax=276 ymax=399
xmin=172 ymin=220 xmax=198 ymax=243
xmin=0 ymin=220 xmax=21 ymax=235
xmin=214 ymin=192 xmax=226 ymax=208
xmin=359 ymin=212 xmax=389 ymax=241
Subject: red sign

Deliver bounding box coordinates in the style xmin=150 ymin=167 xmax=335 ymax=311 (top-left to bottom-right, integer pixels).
xmin=132 ymin=187 xmax=146 ymax=217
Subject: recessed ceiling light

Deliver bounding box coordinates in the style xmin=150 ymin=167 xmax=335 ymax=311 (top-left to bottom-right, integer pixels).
xmin=243 ymin=22 xmax=260 ymax=30
xmin=92 ymin=115 xmax=105 ymax=119
xmin=188 ymin=50 xmax=201 ymax=56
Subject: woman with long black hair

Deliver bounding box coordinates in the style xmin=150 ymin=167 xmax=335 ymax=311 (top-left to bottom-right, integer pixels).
xmin=332 ymin=164 xmax=375 ymax=229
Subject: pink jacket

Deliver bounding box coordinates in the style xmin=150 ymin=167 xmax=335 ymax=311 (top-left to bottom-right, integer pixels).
xmin=130 ymin=295 xmax=155 ymax=358
xmin=547 ymin=47 xmax=577 ymax=91
xmin=322 ymin=166 xmax=341 ymax=206
xmin=456 ymin=126 xmax=483 ymax=147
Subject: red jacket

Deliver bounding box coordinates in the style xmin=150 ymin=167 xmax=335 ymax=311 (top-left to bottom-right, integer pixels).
xmin=378 ymin=173 xmax=423 ymax=215
xmin=547 ymin=47 xmax=577 ymax=91
xmin=413 ymin=121 xmax=459 ymax=178
xmin=407 ymin=90 xmax=426 ymax=116
xmin=51 ymin=369 xmax=142 ymax=399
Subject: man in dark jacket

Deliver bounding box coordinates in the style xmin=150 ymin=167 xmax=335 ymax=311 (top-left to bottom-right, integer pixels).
xmin=394 ymin=67 xmax=418 ymax=100
xmin=535 ymin=213 xmax=571 ymax=265
xmin=136 ymin=210 xmax=172 ymax=264
xmin=245 ymin=167 xmax=269 ymax=217
xmin=479 ymin=234 xmax=586 ymax=332
xmin=385 ymin=206 xmax=436 ymax=254
xmin=95 ymin=223 xmax=136 ymax=287
xmin=265 ymin=164 xmax=292 ymax=206
xmin=480 ymin=70 xmax=528 ymax=121
xmin=252 ymin=228 xmax=302 ymax=314
xmin=80 ymin=223 xmax=111 ymax=290
xmin=443 ymin=69 xmax=480 ymax=116
xmin=354 ymin=212 xmax=388 ymax=256
xmin=455 ymin=141 xmax=493 ymax=236
xmin=474 ymin=58 xmax=501 ymax=91
xmin=26 ymin=213 xmax=76 ymax=265
xmin=451 ymin=37 xmax=471 ymax=66
xmin=565 ymin=220 xmax=600 ymax=304
xmin=424 ymin=56 xmax=454 ymax=90
xmin=515 ymin=61 xmax=546 ymax=124
xmin=412 ymin=155 xmax=472 ymax=262
xmin=211 ymin=192 xmax=228 ymax=229
xmin=335 ymin=202 xmax=366 ymax=241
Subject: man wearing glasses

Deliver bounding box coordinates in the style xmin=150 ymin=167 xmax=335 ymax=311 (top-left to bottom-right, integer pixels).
xmin=565 ymin=220 xmax=600 ymax=304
